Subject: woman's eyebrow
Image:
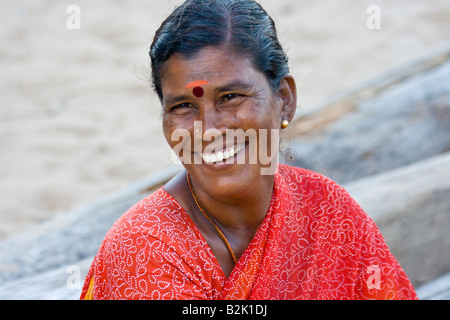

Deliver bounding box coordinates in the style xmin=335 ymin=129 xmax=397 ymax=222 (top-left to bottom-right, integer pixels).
xmin=163 ymin=94 xmax=190 ymax=107
xmin=214 ymin=80 xmax=255 ymax=93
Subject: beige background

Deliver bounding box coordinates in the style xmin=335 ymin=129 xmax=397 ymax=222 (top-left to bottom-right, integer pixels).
xmin=1 ymin=0 xmax=450 ymax=239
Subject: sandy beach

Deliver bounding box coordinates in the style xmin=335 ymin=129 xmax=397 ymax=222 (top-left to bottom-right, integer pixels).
xmin=1 ymin=0 xmax=450 ymax=239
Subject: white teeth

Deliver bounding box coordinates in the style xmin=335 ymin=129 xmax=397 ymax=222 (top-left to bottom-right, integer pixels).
xmin=202 ymin=144 xmax=244 ymax=164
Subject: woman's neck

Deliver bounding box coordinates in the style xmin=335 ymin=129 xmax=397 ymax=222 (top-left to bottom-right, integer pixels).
xmin=187 ymin=171 xmax=275 ymax=234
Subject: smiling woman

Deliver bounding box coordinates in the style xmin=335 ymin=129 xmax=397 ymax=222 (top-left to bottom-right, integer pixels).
xmin=80 ymin=0 xmax=417 ymax=300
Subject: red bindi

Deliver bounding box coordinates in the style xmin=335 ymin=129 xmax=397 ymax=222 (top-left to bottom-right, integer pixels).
xmin=186 ymin=80 xmax=208 ymax=98
xmin=192 ymin=86 xmax=204 ymax=98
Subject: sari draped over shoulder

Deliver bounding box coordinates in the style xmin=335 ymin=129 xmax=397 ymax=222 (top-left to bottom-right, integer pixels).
xmin=80 ymin=164 xmax=417 ymax=300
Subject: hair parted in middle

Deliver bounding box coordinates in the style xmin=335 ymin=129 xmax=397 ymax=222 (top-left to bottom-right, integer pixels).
xmin=149 ymin=0 xmax=290 ymax=101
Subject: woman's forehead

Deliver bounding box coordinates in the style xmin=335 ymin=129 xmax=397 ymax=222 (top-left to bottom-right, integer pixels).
xmin=160 ymin=47 xmax=261 ymax=90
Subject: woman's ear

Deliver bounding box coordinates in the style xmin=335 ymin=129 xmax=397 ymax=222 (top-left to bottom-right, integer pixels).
xmin=277 ymin=75 xmax=297 ymax=122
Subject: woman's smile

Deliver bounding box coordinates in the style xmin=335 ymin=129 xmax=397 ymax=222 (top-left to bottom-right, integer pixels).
xmin=199 ymin=142 xmax=245 ymax=165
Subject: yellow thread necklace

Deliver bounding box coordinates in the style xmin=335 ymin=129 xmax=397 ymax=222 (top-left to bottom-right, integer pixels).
xmin=187 ymin=173 xmax=238 ymax=265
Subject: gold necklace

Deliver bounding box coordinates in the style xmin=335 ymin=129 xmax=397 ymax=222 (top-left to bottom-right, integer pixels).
xmin=187 ymin=173 xmax=238 ymax=265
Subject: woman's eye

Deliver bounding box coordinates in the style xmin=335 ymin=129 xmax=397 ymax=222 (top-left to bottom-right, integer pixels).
xmin=171 ymin=102 xmax=194 ymax=111
xmin=221 ymin=94 xmax=241 ymax=102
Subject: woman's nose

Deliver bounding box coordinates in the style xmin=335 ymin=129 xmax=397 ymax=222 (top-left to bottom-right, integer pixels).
xmin=195 ymin=102 xmax=228 ymax=147
xmin=198 ymin=103 xmax=224 ymax=133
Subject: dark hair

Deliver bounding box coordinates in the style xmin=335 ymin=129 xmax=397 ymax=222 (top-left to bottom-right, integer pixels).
xmin=149 ymin=0 xmax=290 ymax=101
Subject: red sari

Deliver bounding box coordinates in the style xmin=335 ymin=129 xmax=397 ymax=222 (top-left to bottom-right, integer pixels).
xmin=80 ymin=164 xmax=417 ymax=300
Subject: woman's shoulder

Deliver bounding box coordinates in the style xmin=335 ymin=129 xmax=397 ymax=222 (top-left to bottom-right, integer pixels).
xmin=278 ymin=163 xmax=345 ymax=190
xmin=85 ymin=188 xmax=218 ymax=299
xmin=100 ymin=188 xmax=193 ymax=248
xmin=115 ymin=188 xmax=182 ymax=223
xmin=277 ymin=164 xmax=370 ymax=223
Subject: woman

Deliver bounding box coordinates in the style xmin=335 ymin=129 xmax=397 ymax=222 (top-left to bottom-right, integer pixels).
xmin=81 ymin=0 xmax=417 ymax=300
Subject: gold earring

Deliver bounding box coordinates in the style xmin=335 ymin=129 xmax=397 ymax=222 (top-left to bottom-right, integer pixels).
xmin=281 ymin=120 xmax=289 ymax=129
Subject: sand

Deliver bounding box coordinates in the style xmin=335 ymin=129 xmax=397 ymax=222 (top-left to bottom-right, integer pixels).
xmin=1 ymin=0 xmax=450 ymax=239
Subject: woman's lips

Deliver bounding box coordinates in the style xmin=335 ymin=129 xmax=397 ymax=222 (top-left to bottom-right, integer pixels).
xmin=199 ymin=143 xmax=246 ymax=165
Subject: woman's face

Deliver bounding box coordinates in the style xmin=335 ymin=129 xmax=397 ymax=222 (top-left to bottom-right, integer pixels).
xmin=160 ymin=46 xmax=295 ymax=199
